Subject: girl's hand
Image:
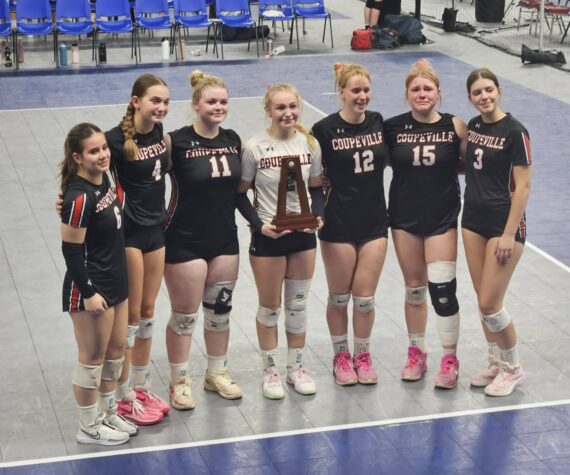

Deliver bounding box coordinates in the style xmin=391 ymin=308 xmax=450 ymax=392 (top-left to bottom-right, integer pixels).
xmin=495 ymin=233 xmax=515 ymax=265
xmin=261 ymin=223 xmax=292 ymax=239
xmin=302 ymin=216 xmax=323 ymax=233
xmin=84 ymin=293 xmax=108 ymax=315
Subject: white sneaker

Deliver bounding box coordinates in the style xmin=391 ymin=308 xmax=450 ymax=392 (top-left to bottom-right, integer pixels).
xmin=76 ymin=424 xmax=130 ymax=446
xmin=169 ymin=377 xmax=196 ymax=410
xmin=103 ymin=412 xmax=139 ymax=436
xmin=470 ymin=355 xmax=501 ymax=387
xmin=204 ymin=369 xmax=243 ymax=400
xmin=484 ymin=363 xmax=527 ymax=397
xmin=262 ymin=368 xmax=285 ymax=400
xmin=286 ymin=367 xmax=316 ymax=395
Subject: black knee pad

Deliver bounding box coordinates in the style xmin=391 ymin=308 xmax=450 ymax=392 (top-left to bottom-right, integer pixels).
xmin=428 ymin=278 xmax=459 ymax=317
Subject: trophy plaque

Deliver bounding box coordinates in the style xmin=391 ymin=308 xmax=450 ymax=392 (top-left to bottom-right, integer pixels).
xmin=272 ymin=155 xmax=318 ymax=233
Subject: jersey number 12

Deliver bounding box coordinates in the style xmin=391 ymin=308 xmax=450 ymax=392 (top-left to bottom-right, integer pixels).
xmin=353 ymin=150 xmax=374 ymax=174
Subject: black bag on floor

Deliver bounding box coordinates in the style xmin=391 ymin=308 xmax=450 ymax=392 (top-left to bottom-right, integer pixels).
xmin=371 ymin=27 xmax=400 ymax=49
xmin=382 ymin=14 xmax=425 ymax=44
xmin=221 ymin=25 xmax=270 ymax=41
xmin=442 ymin=8 xmax=458 ymax=32
xmin=521 ymin=44 xmax=566 ymax=64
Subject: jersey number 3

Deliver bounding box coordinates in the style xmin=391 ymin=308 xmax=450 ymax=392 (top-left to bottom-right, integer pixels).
xmin=473 ymin=148 xmax=484 ymax=170
xmin=353 ymin=150 xmax=374 ymax=174
xmin=210 ymin=156 xmax=231 ymax=178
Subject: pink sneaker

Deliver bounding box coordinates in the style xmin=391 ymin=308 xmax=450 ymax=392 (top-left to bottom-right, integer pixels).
xmin=332 ymin=351 xmax=358 ymax=386
xmin=116 ymin=398 xmax=164 ymax=426
xmin=353 ymin=352 xmax=378 ymax=385
xmin=400 ymin=345 xmax=428 ymax=381
xmin=434 ymin=354 xmax=459 ymax=389
xmin=135 ymin=388 xmax=170 ymax=415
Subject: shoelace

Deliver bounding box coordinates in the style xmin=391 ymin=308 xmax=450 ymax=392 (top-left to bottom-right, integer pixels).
xmin=291 ymin=367 xmax=311 ymax=383
xmin=440 ymin=357 xmax=457 ymax=375
xmin=131 ymin=399 xmax=147 ymax=416
xmin=405 ymin=351 xmax=421 ymax=368
xmin=336 ymin=354 xmax=353 ymax=371
xmin=266 ymin=371 xmax=282 ymax=385
xmin=355 ymin=354 xmax=371 ymax=371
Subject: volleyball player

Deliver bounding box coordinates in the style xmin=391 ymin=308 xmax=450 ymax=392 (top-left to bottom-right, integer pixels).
xmin=463 ymin=68 xmax=532 ymax=397
xmin=384 ymin=59 xmax=467 ymax=389
xmin=311 ymin=64 xmax=387 ymax=386
xmin=237 ymin=84 xmax=324 ymax=399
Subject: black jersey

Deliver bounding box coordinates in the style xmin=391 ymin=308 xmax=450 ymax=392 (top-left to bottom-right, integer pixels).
xmin=61 ymin=174 xmax=128 ymax=311
xmin=384 ymin=112 xmax=461 ymax=236
xmin=311 ymin=110 xmax=388 ymax=242
xmin=165 ymin=126 xmax=241 ymax=257
xmin=462 ymin=113 xmax=531 ymax=236
xmin=106 ymin=123 xmax=169 ymax=227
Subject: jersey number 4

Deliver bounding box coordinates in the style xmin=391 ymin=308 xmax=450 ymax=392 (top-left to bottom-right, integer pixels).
xmin=353 ymin=150 xmax=374 ymax=174
xmin=412 ymin=145 xmax=435 ymax=166
xmin=210 ymin=156 xmax=231 ymax=178
xmin=152 ymin=159 xmax=162 ymax=181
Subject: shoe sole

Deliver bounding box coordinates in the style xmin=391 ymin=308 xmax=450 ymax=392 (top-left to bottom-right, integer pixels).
xmin=204 ymin=381 xmax=243 ymax=400
xmin=169 ymin=399 xmax=196 ymax=411
xmin=434 ymin=381 xmax=457 ymax=390
xmin=286 ymin=378 xmax=317 ymax=395
xmin=470 ymin=379 xmax=494 ymax=387
xmin=118 ymin=413 xmax=164 ymax=426
xmin=358 ymin=378 xmax=378 ymax=385
xmin=262 ymin=391 xmax=285 ymax=400
xmin=76 ymin=434 xmax=129 ymax=446
xmin=102 ymin=420 xmax=139 ymax=436
xmin=484 ymin=373 xmax=527 ymax=397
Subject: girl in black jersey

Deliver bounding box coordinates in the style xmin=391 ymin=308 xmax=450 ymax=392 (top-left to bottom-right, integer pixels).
xmin=237 ymin=84 xmax=324 ymax=400
xmin=163 ymin=71 xmax=242 ymax=409
xmin=384 ymin=60 xmax=467 ymax=390
xmin=311 ymin=63 xmax=387 ymax=387
xmin=108 ymin=74 xmax=170 ymax=426
xmin=60 ymin=123 xmax=135 ymax=446
xmin=463 ymin=68 xmax=532 ymax=397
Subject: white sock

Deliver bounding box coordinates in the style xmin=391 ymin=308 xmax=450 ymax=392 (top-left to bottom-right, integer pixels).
xmin=354 ymin=336 xmax=370 ymax=354
xmin=207 ymin=354 xmax=228 ymax=374
xmin=98 ymin=391 xmax=116 ymax=415
xmin=169 ymin=362 xmax=190 ymax=382
xmin=500 ymin=345 xmax=520 ymax=368
xmin=331 ymin=334 xmax=349 ymax=355
xmin=488 ymin=341 xmax=500 ymax=359
xmin=261 ymin=347 xmax=278 ymax=371
xmin=78 ymin=402 xmax=100 ymax=431
xmin=409 ymin=333 xmax=425 ymax=351
xmin=131 ymin=364 xmax=150 ymax=390
xmin=115 ymin=380 xmax=134 ymax=401
xmin=287 ymin=347 xmax=303 ymax=372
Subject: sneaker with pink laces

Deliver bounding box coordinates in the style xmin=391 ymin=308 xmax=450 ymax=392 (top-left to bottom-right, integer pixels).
xmin=135 ymin=388 xmax=170 ymax=415
xmin=116 ymin=397 xmax=164 ymax=426
xmin=470 ymin=355 xmax=501 ymax=387
xmin=434 ymin=354 xmax=459 ymax=389
xmin=400 ymin=345 xmax=428 ymax=381
xmin=484 ymin=362 xmax=527 ymax=397
xmin=332 ymin=351 xmax=358 ymax=386
xmin=353 ymin=352 xmax=378 ymax=385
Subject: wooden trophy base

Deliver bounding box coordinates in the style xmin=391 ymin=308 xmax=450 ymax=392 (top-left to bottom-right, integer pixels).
xmin=272 ymin=212 xmax=318 ymax=233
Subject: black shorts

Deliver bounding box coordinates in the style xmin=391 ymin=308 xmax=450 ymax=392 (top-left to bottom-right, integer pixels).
xmin=462 ymin=224 xmax=526 ymax=245
xmin=62 ymin=274 xmax=128 ymax=313
xmin=124 ymin=221 xmax=165 ymax=253
xmin=165 ymin=238 xmax=239 ymax=264
xmin=249 ymin=231 xmax=317 ymax=257
xmin=391 ymin=220 xmax=458 ymax=238
xmin=366 ymin=0 xmax=383 ymax=10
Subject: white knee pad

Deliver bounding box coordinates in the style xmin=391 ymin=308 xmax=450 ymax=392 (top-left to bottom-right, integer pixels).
xmin=137 ymin=317 xmax=153 ymax=340
xmin=72 ymin=362 xmax=102 ymax=390
xmin=436 ymin=313 xmax=460 ymax=347
xmin=126 ymin=324 xmax=138 ymax=349
xmin=168 ymin=311 xmax=198 ymax=336
xmin=353 ymin=296 xmax=375 ymax=314
xmin=481 ymin=308 xmax=512 ymax=333
xmin=405 ymin=286 xmax=427 ymax=305
xmin=203 ymin=281 xmax=236 ymax=332
xmin=256 ymin=305 xmax=281 ymax=328
xmin=101 ymin=357 xmax=124 ymax=382
xmin=329 ymin=292 xmax=351 ymax=309
xmin=203 ymin=307 xmax=230 ymax=332
xmin=284 ymin=279 xmax=311 ymax=334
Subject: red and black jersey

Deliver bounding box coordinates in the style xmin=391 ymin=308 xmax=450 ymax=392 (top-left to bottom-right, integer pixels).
xmin=61 ymin=174 xmax=128 ymax=311
xmin=106 ymin=123 xmax=169 ymax=228
xmin=384 ymin=112 xmax=461 ymax=236
xmin=311 ymin=110 xmax=388 ymax=243
xmin=165 ymin=126 xmax=241 ymax=259
xmin=462 ymin=113 xmax=531 ymax=236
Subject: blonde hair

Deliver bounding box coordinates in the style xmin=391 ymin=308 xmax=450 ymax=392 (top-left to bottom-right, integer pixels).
xmin=333 ymin=63 xmax=371 ymax=91
xmin=189 ymin=70 xmax=228 ymax=107
xmin=405 ymin=59 xmax=441 ymax=102
xmin=59 ymin=123 xmax=103 ymax=193
xmin=264 ymin=83 xmax=316 ymax=149
xmin=121 ymin=74 xmax=168 ymax=161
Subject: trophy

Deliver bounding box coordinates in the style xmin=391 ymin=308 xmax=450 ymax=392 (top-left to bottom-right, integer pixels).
xmin=272 ymin=155 xmax=318 ymax=233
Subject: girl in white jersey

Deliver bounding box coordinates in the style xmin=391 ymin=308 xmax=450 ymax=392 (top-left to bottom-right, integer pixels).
xmin=237 ymin=84 xmax=324 ymax=399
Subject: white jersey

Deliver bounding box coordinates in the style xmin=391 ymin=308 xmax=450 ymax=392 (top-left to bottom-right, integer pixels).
xmin=241 ymin=130 xmax=322 ymax=224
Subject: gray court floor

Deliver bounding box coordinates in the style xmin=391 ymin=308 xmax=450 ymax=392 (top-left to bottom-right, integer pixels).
xmin=1 ymin=0 xmax=570 ymax=465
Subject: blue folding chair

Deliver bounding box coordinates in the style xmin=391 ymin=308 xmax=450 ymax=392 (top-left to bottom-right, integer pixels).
xmin=215 ymin=0 xmax=259 ymax=60
xmin=95 ymin=0 xmax=138 ymax=65
xmin=292 ymin=0 xmax=333 ymax=48
xmin=258 ymin=0 xmax=297 ymax=50
xmin=134 ymin=0 xmax=172 ymax=60
xmin=15 ymin=0 xmax=55 ymax=70
xmin=172 ymin=0 xmax=215 ymax=59
xmin=0 ymin=0 xmax=15 ymax=68
xmin=54 ymin=0 xmax=95 ymax=67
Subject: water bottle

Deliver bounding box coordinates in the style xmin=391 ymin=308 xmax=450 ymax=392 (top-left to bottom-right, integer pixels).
xmin=161 ymin=37 xmax=170 ymax=61
xmin=266 ymin=37 xmax=273 ymax=55
xmin=16 ymin=38 xmax=24 ymax=63
xmin=98 ymin=42 xmax=107 ymax=65
xmin=272 ymin=45 xmax=286 ymax=56
xmin=178 ymin=38 xmax=185 ymax=60
xmin=71 ymin=42 xmax=79 ymax=64
xmin=190 ymin=49 xmax=203 ymax=57
xmin=59 ymin=43 xmax=68 ymax=66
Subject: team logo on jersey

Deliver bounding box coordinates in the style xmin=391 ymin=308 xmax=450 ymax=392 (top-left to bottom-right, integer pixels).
xmin=475 ymin=123 xmax=481 ymax=128
xmin=336 ymin=128 xmax=345 ymax=134
xmin=265 ymin=145 xmax=275 ymax=152
xmin=190 ymin=141 xmax=200 ymax=147
xmin=95 ymin=191 xmax=101 ymax=197
xmin=405 ymin=124 xmax=413 ymax=130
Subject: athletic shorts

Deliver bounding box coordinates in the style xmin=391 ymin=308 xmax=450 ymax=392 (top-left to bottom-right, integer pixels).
xmin=462 ymin=224 xmax=525 ymax=245
xmin=249 ymin=231 xmax=317 ymax=257
xmin=165 ymin=238 xmax=239 ymax=264
xmin=366 ymin=0 xmax=383 ymax=10
xmin=124 ymin=222 xmax=165 ymax=253
xmin=62 ymin=274 xmax=128 ymax=313
xmin=390 ymin=220 xmax=458 ymax=238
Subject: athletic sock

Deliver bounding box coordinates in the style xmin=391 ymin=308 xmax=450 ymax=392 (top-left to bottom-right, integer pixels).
xmin=500 ymin=345 xmax=520 ymax=367
xmin=287 ymin=347 xmax=304 ymax=372
xmin=408 ymin=332 xmax=426 ymax=351
xmin=261 ymin=347 xmax=278 ymax=371
xmin=207 ymin=354 xmax=228 ymax=375
xmin=331 ymin=334 xmax=349 ymax=355
xmin=169 ymin=362 xmax=190 ymax=382
xmin=131 ymin=364 xmax=150 ymax=390
xmin=353 ymin=336 xmax=370 ymax=354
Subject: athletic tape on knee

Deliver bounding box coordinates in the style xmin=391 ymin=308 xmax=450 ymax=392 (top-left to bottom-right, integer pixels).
xmin=428 ymin=261 xmax=459 ymax=317
xmin=101 ymin=357 xmax=124 ymax=382
xmin=137 ymin=317 xmax=153 ymax=340
xmin=256 ymin=305 xmax=280 ymax=328
xmin=481 ymin=308 xmax=511 ymax=333
xmin=72 ymin=362 xmax=102 ymax=390
xmin=436 ymin=313 xmax=460 ymax=348
xmin=203 ymin=306 xmax=230 ymax=332
xmin=405 ymin=286 xmax=427 ymax=305
xmin=203 ymin=281 xmax=236 ymax=314
xmin=329 ymin=292 xmax=350 ymax=308
xmin=353 ymin=295 xmax=375 ymax=314
xmin=126 ymin=324 xmax=138 ymax=349
xmin=284 ymin=279 xmax=311 ymax=334
xmin=168 ymin=311 xmax=197 ymax=336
